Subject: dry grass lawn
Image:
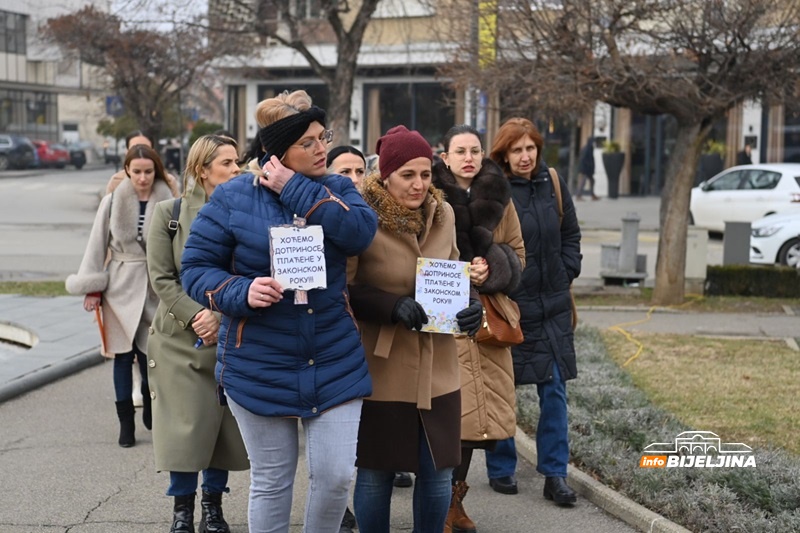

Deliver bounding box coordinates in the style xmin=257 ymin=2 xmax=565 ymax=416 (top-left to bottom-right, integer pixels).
xmin=577 ymin=290 xmax=797 ymax=313
xmin=602 ymin=330 xmax=800 ymax=455
xmin=0 ymin=281 xmax=68 ymax=296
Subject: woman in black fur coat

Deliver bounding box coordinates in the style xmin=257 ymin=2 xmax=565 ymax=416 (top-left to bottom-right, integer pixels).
xmin=433 ymin=124 xmax=525 ymax=533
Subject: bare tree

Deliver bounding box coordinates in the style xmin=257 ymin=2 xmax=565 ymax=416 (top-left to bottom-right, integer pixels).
xmin=440 ymin=0 xmax=800 ymax=304
xmin=207 ymin=0 xmax=382 ymax=146
xmin=44 ymin=6 xmax=216 ymax=142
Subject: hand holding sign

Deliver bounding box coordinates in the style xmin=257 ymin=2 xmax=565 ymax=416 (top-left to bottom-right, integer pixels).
xmin=414 ymin=258 xmax=470 ymax=334
xmin=248 ymin=276 xmax=284 ymax=308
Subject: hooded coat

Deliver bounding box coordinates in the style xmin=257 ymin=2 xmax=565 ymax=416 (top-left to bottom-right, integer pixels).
xmin=347 ymin=175 xmax=462 ymax=472
xmin=66 ymin=178 xmax=173 ymax=356
xmin=432 ymin=159 xmax=525 ymax=444
xmin=507 ymin=162 xmax=582 ymax=385
xmin=146 ymin=183 xmax=249 ymax=473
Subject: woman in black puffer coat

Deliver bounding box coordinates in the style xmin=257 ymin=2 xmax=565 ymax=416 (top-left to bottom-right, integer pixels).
xmin=485 ymin=117 xmax=582 ymax=506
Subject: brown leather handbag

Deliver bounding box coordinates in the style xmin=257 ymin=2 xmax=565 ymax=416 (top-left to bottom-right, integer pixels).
xmin=475 ymin=293 xmax=524 ymax=347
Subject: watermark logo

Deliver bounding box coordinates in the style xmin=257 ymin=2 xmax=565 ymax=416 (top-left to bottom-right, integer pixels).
xmin=640 ymin=431 xmax=756 ymax=468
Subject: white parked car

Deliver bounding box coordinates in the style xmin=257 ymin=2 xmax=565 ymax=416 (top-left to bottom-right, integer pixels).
xmin=690 ymin=163 xmax=800 ymax=232
xmin=750 ymin=212 xmax=800 ymax=268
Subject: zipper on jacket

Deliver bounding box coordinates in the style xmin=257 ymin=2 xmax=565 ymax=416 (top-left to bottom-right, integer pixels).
xmin=205 ymin=275 xmax=240 ymax=313
xmin=236 ymin=317 xmax=247 ymax=348
xmin=303 ymin=186 xmax=351 ymax=219
xmin=342 ymin=289 xmax=359 ymax=333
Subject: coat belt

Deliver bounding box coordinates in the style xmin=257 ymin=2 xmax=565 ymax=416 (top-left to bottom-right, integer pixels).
xmin=110 ymin=251 xmax=146 ymax=262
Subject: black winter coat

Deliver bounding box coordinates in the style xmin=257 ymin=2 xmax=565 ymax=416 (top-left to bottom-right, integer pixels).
xmin=578 ymin=139 xmax=595 ymax=177
xmin=508 ymin=163 xmax=582 ymax=385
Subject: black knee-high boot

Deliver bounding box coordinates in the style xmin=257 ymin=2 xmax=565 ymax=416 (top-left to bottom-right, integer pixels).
xmin=170 ymin=493 xmax=196 ymax=533
xmin=114 ymin=399 xmax=135 ymax=447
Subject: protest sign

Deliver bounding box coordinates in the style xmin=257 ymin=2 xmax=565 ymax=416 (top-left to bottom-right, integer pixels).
xmin=269 ymin=225 xmax=327 ymax=291
xmin=415 ymin=257 xmax=470 ymax=334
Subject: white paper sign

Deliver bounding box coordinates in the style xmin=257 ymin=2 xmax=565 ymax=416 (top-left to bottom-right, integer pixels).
xmin=269 ymin=225 xmax=327 ymax=291
xmin=415 ymin=257 xmax=470 ymax=334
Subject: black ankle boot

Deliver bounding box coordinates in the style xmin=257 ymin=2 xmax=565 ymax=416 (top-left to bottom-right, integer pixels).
xmin=199 ymin=491 xmax=229 ymax=533
xmin=142 ymin=392 xmax=152 ymax=430
xmin=114 ymin=400 xmax=135 ymax=448
xmin=171 ymin=493 xmax=196 ymax=533
xmin=543 ymin=476 xmax=577 ymax=505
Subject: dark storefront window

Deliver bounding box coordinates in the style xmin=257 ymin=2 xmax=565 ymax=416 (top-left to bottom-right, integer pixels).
xmin=256 ymin=84 xmax=329 ymax=111
xmin=0 ymin=89 xmax=57 ymax=139
xmin=370 ymin=83 xmax=454 ymax=147
xmin=783 ymin=112 xmax=800 ymax=163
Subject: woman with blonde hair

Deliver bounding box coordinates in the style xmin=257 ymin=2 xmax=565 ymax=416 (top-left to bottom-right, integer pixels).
xmin=147 ymin=135 xmax=248 ymax=533
xmin=66 ymin=144 xmax=173 ymax=448
xmin=181 ymin=90 xmax=378 ymax=533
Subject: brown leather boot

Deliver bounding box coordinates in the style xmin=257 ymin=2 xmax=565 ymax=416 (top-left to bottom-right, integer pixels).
xmin=444 ymin=484 xmax=456 ymax=533
xmin=450 ymin=481 xmax=476 ymax=533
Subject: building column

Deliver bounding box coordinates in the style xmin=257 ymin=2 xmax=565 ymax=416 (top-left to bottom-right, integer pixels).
xmin=766 ymin=104 xmax=785 ymax=163
xmin=725 ymin=102 xmax=743 ymax=168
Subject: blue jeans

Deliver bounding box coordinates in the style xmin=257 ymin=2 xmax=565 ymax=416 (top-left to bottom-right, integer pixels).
xmin=113 ymin=344 xmax=148 ymax=402
xmin=228 ymin=396 xmax=361 ymax=533
xmin=354 ymin=425 xmax=453 ymax=533
xmin=168 ymin=468 xmax=229 ymax=497
xmin=486 ymin=363 xmax=570 ymax=478
xmin=485 ymin=437 xmax=517 ymax=480
xmin=535 ymin=363 xmax=570 ymax=477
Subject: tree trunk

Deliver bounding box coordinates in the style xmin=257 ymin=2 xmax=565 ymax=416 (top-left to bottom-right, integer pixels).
xmin=328 ymin=62 xmax=355 ymax=150
xmin=652 ymin=122 xmax=704 ymax=305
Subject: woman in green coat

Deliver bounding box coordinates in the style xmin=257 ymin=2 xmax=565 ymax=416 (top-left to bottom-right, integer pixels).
xmin=146 ymin=135 xmax=249 ymax=533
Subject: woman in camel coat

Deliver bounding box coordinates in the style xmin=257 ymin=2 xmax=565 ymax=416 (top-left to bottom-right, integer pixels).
xmin=347 ymin=125 xmax=483 ymax=533
xmin=66 ymin=145 xmax=173 ymax=447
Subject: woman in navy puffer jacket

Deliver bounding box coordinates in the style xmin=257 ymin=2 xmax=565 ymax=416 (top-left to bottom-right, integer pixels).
xmin=181 ymin=90 xmax=377 ymax=533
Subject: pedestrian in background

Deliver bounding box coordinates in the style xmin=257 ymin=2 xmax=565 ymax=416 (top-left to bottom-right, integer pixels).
xmin=147 ymin=135 xmax=249 ymax=533
xmin=347 ymin=125 xmax=483 ymax=533
xmin=486 ymin=117 xmax=582 ymax=506
xmin=66 ymin=144 xmax=174 ymax=447
xmin=736 ymin=143 xmax=753 ymax=165
xmin=106 ymin=130 xmax=181 ymax=197
xmin=575 ymin=136 xmax=598 ymax=200
xmin=433 ymin=124 xmax=524 ymax=533
xmin=181 ymin=90 xmax=378 ymax=533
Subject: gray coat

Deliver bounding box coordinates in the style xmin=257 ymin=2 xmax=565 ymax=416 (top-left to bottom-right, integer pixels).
xmin=146 ymin=183 xmax=249 ymax=473
xmin=66 ymin=178 xmax=174 ymax=356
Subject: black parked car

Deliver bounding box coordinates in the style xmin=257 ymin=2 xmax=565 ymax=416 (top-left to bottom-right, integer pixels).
xmin=0 ymin=134 xmax=37 ymax=170
xmin=69 ymin=147 xmax=86 ymax=169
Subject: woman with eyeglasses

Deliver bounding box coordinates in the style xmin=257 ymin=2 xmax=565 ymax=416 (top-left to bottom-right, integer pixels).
xmin=180 ymin=90 xmax=378 ymax=533
xmin=432 ymin=124 xmax=524 ymax=533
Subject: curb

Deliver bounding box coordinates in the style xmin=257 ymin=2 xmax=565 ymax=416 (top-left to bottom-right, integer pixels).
xmin=0 ymin=349 xmax=104 ymax=404
xmin=514 ymin=427 xmax=692 ymax=533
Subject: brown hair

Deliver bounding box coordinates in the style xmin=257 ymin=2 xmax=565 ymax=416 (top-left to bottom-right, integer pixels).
xmin=124 ymin=144 xmax=168 ymax=184
xmin=489 ymin=117 xmax=544 ymax=176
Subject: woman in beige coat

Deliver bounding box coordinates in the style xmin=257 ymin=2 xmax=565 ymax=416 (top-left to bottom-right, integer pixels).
xmin=66 ymin=145 xmax=173 ymax=447
xmin=432 ymin=125 xmax=525 ymax=533
xmin=347 ymin=126 xmax=483 ymax=533
xmin=147 ymin=135 xmax=249 ymax=533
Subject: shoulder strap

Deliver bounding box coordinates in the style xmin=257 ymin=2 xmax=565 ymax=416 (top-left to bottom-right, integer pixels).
xmin=548 ymin=167 xmax=563 ymax=226
xmin=167 ymin=197 xmax=181 ymax=241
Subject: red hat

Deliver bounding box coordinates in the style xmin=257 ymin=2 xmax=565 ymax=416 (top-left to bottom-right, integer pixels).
xmin=376 ymin=126 xmax=433 ymax=179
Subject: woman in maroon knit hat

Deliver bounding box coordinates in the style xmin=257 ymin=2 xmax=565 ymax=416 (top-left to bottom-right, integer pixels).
xmin=347 ymin=125 xmax=483 ymax=532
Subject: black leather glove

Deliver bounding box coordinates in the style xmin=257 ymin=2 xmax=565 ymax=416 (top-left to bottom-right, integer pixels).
xmin=391 ymin=297 xmax=429 ymax=331
xmin=456 ymin=298 xmax=483 ymax=337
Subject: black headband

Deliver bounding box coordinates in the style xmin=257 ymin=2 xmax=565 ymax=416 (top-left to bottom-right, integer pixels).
xmin=256 ymin=106 xmax=327 ymax=162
